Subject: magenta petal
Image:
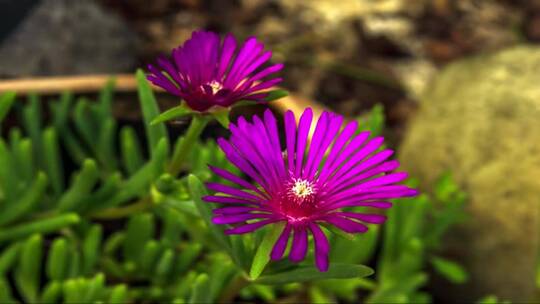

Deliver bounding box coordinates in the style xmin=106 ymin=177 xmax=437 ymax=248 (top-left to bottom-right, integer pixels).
xmin=270 ymin=224 xmax=292 ymax=260
xmin=224 ymin=219 xmax=277 ymax=234
xmin=322 ymin=216 xmax=369 ymax=233
xmin=202 ymin=195 xmax=260 ymax=206
xmin=212 ymin=206 xmax=259 ymax=214
xmin=206 ymin=182 xmax=263 ymax=202
xmin=212 ymin=213 xmax=270 ymax=225
xmin=309 ymin=223 xmax=330 ymax=272
xmin=294 ymin=108 xmax=313 ymax=177
xmin=284 ymin=110 xmax=297 ymax=172
xmin=146 ymin=30 xmax=282 ymax=112
xmin=289 ymin=228 xmax=308 ymax=263
xmin=335 ymin=212 xmax=387 ymax=224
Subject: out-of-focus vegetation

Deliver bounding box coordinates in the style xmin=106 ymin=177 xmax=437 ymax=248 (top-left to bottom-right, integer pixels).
xmin=0 ymin=72 xmax=472 ymax=303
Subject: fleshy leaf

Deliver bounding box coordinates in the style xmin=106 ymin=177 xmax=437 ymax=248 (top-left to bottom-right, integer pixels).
xmin=151 ymin=104 xmax=192 ymax=125
xmin=212 ymin=110 xmax=230 ymax=128
xmin=264 ymin=89 xmax=288 ymax=102
xmin=255 ymin=263 xmax=374 ymax=285
xmin=430 ymin=257 xmax=468 ymax=284
xmin=249 ymin=223 xmax=285 ymax=280
xmin=0 ymin=92 xmax=16 ymax=123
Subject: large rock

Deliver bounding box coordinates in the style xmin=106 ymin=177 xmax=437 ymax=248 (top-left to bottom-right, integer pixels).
xmin=0 ymin=0 xmax=139 ymax=77
xmin=399 ymin=46 xmax=540 ymax=302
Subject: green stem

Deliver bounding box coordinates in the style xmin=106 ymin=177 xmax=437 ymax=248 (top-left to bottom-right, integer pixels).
xmin=89 ymin=197 xmax=152 ymax=220
xmin=168 ymin=115 xmax=209 ymax=176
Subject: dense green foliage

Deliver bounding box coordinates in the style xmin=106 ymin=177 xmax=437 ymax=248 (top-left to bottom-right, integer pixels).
xmin=0 ymin=70 xmax=468 ymax=303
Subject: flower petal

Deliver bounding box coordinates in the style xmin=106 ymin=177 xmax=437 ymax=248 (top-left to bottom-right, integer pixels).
xmin=309 ymin=223 xmax=330 ymax=272
xmin=271 ymin=224 xmax=292 ymax=260
xmin=289 ymin=228 xmax=308 ymax=262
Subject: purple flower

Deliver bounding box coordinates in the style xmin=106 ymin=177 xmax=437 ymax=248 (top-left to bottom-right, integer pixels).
xmin=203 ymin=108 xmax=418 ymax=271
xmin=147 ymin=30 xmax=283 ymax=112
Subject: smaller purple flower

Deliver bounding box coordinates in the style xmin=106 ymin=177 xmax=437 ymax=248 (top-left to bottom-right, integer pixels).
xmin=147 ymin=30 xmax=283 ymax=112
xmin=204 ymin=108 xmax=418 ymax=272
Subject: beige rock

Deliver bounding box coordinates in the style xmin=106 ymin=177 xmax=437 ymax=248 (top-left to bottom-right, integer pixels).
xmin=399 ymin=46 xmax=540 ymax=302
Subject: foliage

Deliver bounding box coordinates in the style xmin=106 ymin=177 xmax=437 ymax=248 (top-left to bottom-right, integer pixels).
xmin=0 ymin=70 xmax=467 ymax=303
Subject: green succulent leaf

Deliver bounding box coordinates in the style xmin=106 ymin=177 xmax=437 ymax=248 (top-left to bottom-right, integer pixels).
xmin=0 ymin=213 xmax=80 ymax=243
xmin=0 ymin=91 xmax=16 ymax=124
xmin=0 ymin=172 xmax=47 ymax=226
xmin=430 ymin=256 xmax=468 ymax=284
xmin=249 ymin=223 xmax=285 ymax=280
xmin=212 ymin=110 xmax=230 ymax=128
xmin=57 ymin=159 xmax=99 ymax=212
xmin=15 ymin=234 xmax=43 ymax=303
xmin=189 ymin=273 xmax=212 ymax=304
xmin=264 ymin=89 xmax=289 ymax=102
xmin=47 ymin=238 xmax=69 ymax=281
xmin=136 ymin=69 xmax=168 ymax=156
xmin=123 ymin=213 xmax=155 ymax=262
xmin=0 ymin=243 xmax=21 ymax=274
xmin=151 ymin=104 xmax=192 ymax=125
xmin=256 ymin=264 xmax=374 ymax=285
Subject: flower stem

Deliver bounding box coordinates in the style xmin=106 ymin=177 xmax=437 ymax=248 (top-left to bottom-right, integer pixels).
xmin=90 ymin=197 xmax=152 ymax=220
xmin=168 ymin=115 xmax=209 ymax=176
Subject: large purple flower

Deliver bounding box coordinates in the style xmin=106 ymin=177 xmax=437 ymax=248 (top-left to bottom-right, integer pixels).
xmin=147 ymin=30 xmax=283 ymax=112
xmin=203 ymin=108 xmax=418 ymax=271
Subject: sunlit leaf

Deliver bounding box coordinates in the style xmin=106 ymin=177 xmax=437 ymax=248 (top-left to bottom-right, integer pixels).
xmin=151 ymin=104 xmax=192 ymax=125
xmin=256 ymin=264 xmax=374 ymax=285
xmin=249 ymin=223 xmax=284 ymax=280
xmin=430 ymin=257 xmax=468 ymax=284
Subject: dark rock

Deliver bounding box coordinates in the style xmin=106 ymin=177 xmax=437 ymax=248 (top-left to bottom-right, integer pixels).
xmin=0 ymin=0 xmax=139 ymax=77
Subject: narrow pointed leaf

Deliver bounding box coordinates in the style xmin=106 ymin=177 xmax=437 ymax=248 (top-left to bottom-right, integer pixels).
xmin=250 ymin=223 xmax=285 ymax=279
xmin=151 ymin=104 xmax=191 ymax=125
xmin=136 ymin=69 xmax=168 ymax=156
xmin=256 ymin=264 xmax=374 ymax=285
xmin=264 ymin=89 xmax=288 ymax=102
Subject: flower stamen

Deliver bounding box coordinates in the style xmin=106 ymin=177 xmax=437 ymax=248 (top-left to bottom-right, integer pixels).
xmin=290 ymin=179 xmax=314 ymax=199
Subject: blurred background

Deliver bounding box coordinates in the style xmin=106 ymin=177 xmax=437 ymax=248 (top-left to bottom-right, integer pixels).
xmin=0 ymin=0 xmax=539 ymax=303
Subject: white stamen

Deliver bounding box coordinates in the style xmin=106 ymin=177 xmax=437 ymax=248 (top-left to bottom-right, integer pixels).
xmin=208 ymin=81 xmax=223 ymax=94
xmin=290 ymin=179 xmax=314 ymax=198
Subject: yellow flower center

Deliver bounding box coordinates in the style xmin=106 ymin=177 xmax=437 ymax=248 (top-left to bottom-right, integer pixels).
xmin=290 ymin=179 xmax=314 ymax=199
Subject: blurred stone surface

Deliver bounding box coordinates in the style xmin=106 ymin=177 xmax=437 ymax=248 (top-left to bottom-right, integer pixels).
xmin=399 ymin=46 xmax=540 ymax=302
xmin=0 ymin=0 xmax=139 ymax=77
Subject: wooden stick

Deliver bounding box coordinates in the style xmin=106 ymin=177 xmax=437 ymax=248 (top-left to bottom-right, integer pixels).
xmin=0 ymin=74 xmax=142 ymax=95
xmin=0 ymin=74 xmax=328 ymax=121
